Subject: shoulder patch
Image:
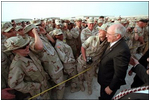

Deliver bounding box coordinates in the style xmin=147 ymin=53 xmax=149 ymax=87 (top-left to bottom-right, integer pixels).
xmin=57 ymin=46 xmax=61 ymax=48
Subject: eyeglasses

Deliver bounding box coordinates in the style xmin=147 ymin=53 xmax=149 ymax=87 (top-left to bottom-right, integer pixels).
xmin=19 ymin=43 xmax=29 ymax=49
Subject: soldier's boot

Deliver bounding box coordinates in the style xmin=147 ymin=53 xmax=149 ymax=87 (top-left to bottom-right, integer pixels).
xmin=88 ymin=86 xmax=92 ymax=95
xmin=80 ymin=83 xmax=85 ymax=92
xmin=70 ymin=87 xmax=80 ymax=93
xmin=57 ymin=87 xmax=65 ymax=100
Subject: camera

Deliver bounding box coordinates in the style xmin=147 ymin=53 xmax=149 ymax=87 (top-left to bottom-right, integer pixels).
xmin=86 ymin=56 xmax=93 ymax=64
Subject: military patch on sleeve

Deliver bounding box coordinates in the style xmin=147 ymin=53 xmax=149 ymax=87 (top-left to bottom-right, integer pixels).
xmin=57 ymin=46 xmax=61 ymax=48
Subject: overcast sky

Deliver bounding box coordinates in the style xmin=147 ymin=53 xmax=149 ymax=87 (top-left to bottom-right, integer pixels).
xmin=1 ymin=1 xmax=148 ymax=21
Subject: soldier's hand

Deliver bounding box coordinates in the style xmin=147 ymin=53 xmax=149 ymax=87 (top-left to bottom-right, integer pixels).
xmin=129 ymin=57 xmax=139 ymax=66
xmin=31 ymin=28 xmax=38 ymax=35
xmin=128 ymin=69 xmax=133 ymax=76
xmin=39 ymin=26 xmax=46 ymax=34
xmin=2 ymin=88 xmax=16 ymax=100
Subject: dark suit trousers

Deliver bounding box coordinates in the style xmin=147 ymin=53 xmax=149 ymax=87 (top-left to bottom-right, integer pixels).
xmin=99 ymin=85 xmax=117 ymax=100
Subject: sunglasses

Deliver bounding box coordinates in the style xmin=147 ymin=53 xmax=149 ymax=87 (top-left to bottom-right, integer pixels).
xmin=20 ymin=43 xmax=29 ymax=49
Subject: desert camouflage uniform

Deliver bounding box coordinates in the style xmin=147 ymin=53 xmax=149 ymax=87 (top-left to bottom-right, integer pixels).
xmin=8 ymin=51 xmax=50 ymax=100
xmin=80 ymin=27 xmax=98 ymax=44
xmin=93 ymin=24 xmax=99 ymax=34
xmin=66 ymin=28 xmax=79 ymax=59
xmin=45 ymin=23 xmax=53 ymax=33
xmin=62 ymin=29 xmax=68 ymax=43
xmin=77 ymin=36 xmax=108 ymax=94
xmin=125 ymin=29 xmax=134 ymax=49
xmin=130 ymin=25 xmax=144 ymax=58
xmin=142 ymin=26 xmax=149 ymax=54
xmin=74 ymin=26 xmax=84 ymax=56
xmin=55 ymin=39 xmax=79 ymax=90
xmin=29 ymin=35 xmax=65 ymax=99
xmin=1 ymin=52 xmax=9 ymax=89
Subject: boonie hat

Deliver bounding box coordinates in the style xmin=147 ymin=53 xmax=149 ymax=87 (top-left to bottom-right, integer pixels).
xmin=4 ymin=36 xmax=30 ymax=52
xmin=24 ymin=24 xmax=36 ymax=34
xmin=87 ymin=19 xmax=94 ymax=24
xmin=98 ymin=19 xmax=103 ymax=23
xmin=15 ymin=25 xmax=23 ymax=31
xmin=98 ymin=24 xmax=110 ymax=32
xmin=53 ymin=29 xmax=63 ymax=36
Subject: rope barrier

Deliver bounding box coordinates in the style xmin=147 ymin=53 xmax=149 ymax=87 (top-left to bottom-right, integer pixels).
xmin=28 ymin=42 xmax=148 ymax=100
xmin=28 ymin=66 xmax=92 ymax=100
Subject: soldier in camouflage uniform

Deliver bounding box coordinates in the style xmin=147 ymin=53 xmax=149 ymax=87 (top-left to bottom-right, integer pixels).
xmin=15 ymin=25 xmax=25 ymax=36
xmin=1 ymin=37 xmax=16 ymax=99
xmin=81 ymin=19 xmax=87 ymax=29
xmin=81 ymin=18 xmax=98 ymax=44
xmin=77 ymin=24 xmax=109 ymax=95
xmin=142 ymin=21 xmax=149 ymax=54
xmin=61 ymin=23 xmax=69 ymax=43
xmin=24 ymin=24 xmax=65 ymax=99
xmin=93 ymin=18 xmax=99 ymax=32
xmin=125 ymin=22 xmax=135 ymax=49
xmin=131 ymin=18 xmax=147 ymax=59
xmin=66 ymin=22 xmax=79 ymax=59
xmin=1 ymin=23 xmax=17 ymax=98
xmin=4 ymin=36 xmax=51 ymax=99
xmin=2 ymin=23 xmax=16 ymax=71
xmin=49 ymin=19 xmax=63 ymax=40
xmin=97 ymin=19 xmax=104 ymax=27
xmin=54 ymin=29 xmax=80 ymax=93
xmin=74 ymin=18 xmax=84 ymax=57
xmin=45 ymin=19 xmax=54 ymax=33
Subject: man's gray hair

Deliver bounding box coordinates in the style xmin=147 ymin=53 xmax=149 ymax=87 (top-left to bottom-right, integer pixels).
xmin=114 ymin=24 xmax=126 ymax=37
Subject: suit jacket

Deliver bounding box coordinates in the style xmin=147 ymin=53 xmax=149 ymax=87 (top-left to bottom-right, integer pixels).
xmin=98 ymin=38 xmax=131 ymax=91
xmin=114 ymin=64 xmax=149 ymax=100
xmin=134 ymin=64 xmax=149 ymax=85
xmin=131 ymin=50 xmax=149 ymax=88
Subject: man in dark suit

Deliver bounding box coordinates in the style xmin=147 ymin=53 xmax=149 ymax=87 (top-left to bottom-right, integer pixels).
xmin=114 ymin=57 xmax=149 ymax=100
xmin=130 ymin=49 xmax=149 ymax=88
xmin=98 ymin=24 xmax=131 ymax=100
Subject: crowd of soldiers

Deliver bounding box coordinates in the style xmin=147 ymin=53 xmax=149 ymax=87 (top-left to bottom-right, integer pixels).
xmin=1 ymin=16 xmax=149 ymax=100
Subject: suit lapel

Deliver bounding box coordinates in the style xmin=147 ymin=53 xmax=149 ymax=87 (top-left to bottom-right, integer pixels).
xmin=101 ymin=38 xmax=124 ymax=59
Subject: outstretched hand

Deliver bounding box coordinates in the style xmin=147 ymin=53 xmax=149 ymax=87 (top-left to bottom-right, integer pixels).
xmin=2 ymin=88 xmax=16 ymax=100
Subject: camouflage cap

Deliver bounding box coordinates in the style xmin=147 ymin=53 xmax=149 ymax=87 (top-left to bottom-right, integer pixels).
xmin=98 ymin=19 xmax=103 ymax=23
xmin=120 ymin=19 xmax=127 ymax=24
xmin=128 ymin=22 xmax=135 ymax=28
xmin=15 ymin=25 xmax=23 ymax=31
xmin=94 ymin=18 xmax=98 ymax=21
xmin=47 ymin=19 xmax=53 ymax=22
xmin=70 ymin=20 xmax=75 ymax=24
xmin=55 ymin=19 xmax=62 ymax=25
xmin=24 ymin=24 xmax=36 ymax=34
xmin=98 ymin=24 xmax=110 ymax=32
xmin=4 ymin=26 xmax=14 ymax=33
xmin=2 ymin=22 xmax=13 ymax=32
xmin=53 ymin=29 xmax=63 ymax=36
xmin=76 ymin=18 xmax=82 ymax=21
xmin=34 ymin=20 xmax=41 ymax=26
xmin=87 ymin=18 xmax=94 ymax=24
xmin=4 ymin=36 xmax=30 ymax=52
xmin=82 ymin=19 xmax=86 ymax=23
